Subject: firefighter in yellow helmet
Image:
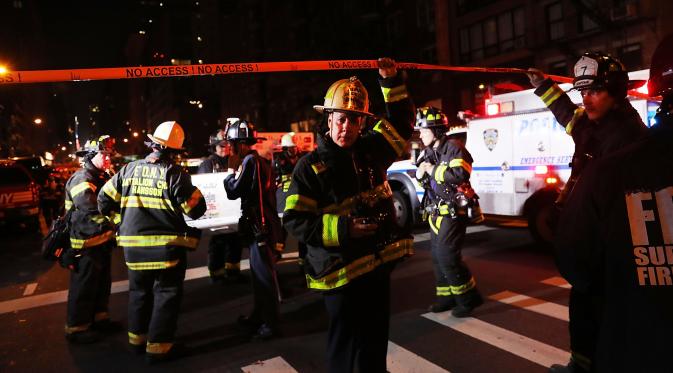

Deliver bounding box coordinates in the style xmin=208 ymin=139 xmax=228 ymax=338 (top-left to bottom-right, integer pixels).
xmin=283 ymin=58 xmax=415 ymax=373
xmin=98 ymin=121 xmax=206 ymax=363
xmin=62 ymin=135 xmax=120 ymax=344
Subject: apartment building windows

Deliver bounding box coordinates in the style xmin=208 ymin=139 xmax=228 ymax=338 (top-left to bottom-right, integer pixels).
xmin=459 ymin=8 xmax=525 ymax=63
xmin=547 ymin=2 xmax=565 ymax=40
xmin=619 ymin=43 xmax=642 ymax=70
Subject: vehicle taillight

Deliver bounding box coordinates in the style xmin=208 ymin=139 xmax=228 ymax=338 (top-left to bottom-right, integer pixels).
xmin=534 ymin=165 xmax=548 ymax=175
xmin=545 ymin=177 xmax=558 ymax=185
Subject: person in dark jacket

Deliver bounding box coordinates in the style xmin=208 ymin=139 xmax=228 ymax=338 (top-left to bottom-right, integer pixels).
xmin=98 ymin=121 xmax=206 ymax=364
xmin=283 ymin=58 xmax=414 ymax=373
xmin=528 ymin=53 xmax=648 ymax=373
xmin=198 ymin=128 xmax=244 ymax=283
xmin=415 ymin=107 xmax=483 ymax=317
xmin=62 ymin=135 xmax=120 ymax=344
xmin=223 ymin=119 xmax=282 ymax=341
xmin=554 ymin=34 xmax=673 ymax=372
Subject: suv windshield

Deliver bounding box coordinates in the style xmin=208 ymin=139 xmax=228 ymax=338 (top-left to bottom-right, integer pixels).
xmin=0 ymin=166 xmax=32 ymax=184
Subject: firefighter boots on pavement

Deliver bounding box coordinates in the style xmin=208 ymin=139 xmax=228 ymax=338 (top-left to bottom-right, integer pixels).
xmin=65 ymin=329 xmax=102 ymax=344
xmin=428 ymin=296 xmax=457 ymax=313
xmin=145 ymin=343 xmax=187 ymax=365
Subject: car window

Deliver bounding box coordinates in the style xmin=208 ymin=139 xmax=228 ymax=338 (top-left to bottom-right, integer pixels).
xmin=0 ymin=167 xmax=31 ymax=184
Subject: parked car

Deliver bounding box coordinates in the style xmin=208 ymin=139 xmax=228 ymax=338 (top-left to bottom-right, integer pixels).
xmin=0 ymin=160 xmax=41 ymax=227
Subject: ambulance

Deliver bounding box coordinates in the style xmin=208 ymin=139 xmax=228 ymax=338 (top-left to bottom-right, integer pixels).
xmin=387 ymin=69 xmax=658 ymax=243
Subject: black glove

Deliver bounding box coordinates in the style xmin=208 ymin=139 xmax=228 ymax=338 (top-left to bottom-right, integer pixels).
xmin=59 ymin=249 xmax=81 ymax=272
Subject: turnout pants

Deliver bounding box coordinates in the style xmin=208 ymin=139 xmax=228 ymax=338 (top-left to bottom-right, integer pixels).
xmin=429 ymin=214 xmax=480 ymax=306
xmin=567 ymin=288 xmax=601 ymax=372
xmin=323 ymin=267 xmax=391 ymax=373
xmin=66 ymin=242 xmax=113 ymax=333
xmin=208 ymin=233 xmax=242 ymax=278
xmin=248 ymin=239 xmax=280 ymax=329
xmin=127 ymin=251 xmax=187 ymax=351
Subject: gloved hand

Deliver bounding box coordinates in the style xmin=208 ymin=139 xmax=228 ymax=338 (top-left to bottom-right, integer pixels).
xmin=59 ymin=249 xmax=81 ymax=272
xmin=527 ymin=68 xmax=546 ymax=88
xmin=416 ymin=162 xmax=433 ymax=180
xmin=377 ymin=57 xmax=397 ymax=79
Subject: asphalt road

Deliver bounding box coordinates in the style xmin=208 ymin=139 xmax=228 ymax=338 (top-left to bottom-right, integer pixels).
xmin=0 ymin=222 xmax=571 ymax=373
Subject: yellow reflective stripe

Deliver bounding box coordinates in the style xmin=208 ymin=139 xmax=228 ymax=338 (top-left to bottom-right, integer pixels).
xmin=65 ymin=323 xmax=91 ymax=334
xmin=450 ymin=277 xmax=476 ymax=295
xmin=64 ymin=199 xmax=73 ymax=210
xmin=146 ymin=342 xmax=173 ymax=354
xmin=566 ymin=107 xmax=585 ymax=135
xmin=110 ymin=211 xmax=121 ymax=225
xmin=128 ymin=332 xmax=147 ymax=346
xmin=121 ymin=195 xmax=174 ymax=211
xmin=181 ymin=188 xmax=203 ymax=214
xmin=102 ymin=180 xmax=121 ymax=202
xmin=118 ymin=235 xmax=199 ymax=249
xmin=540 ymin=84 xmax=564 ymax=107
xmin=380 ymin=85 xmax=409 ymax=103
xmin=438 ymin=204 xmax=450 ymax=215
xmin=429 ymin=216 xmax=439 ymax=234
xmin=373 ymin=119 xmax=405 ymax=157
xmin=311 ymin=162 xmax=327 ymax=174
xmin=321 ymin=181 xmax=393 ymax=216
xmin=90 ymin=214 xmax=107 ymax=224
xmin=306 ymin=238 xmax=414 ymax=290
xmin=322 ymin=214 xmax=340 ymax=247
xmin=126 ymin=259 xmax=180 ymax=271
xmin=437 ymin=286 xmax=452 ymax=296
xmin=448 ymin=158 xmax=472 ymax=173
xmin=70 ymin=182 xmax=96 ymax=198
xmin=434 ymin=164 xmax=448 ymax=183
xmin=70 ymin=230 xmax=115 ymax=249
xmin=284 ymin=194 xmax=318 ymax=213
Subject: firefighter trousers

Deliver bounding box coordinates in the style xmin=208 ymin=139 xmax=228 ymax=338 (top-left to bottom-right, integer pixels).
xmin=323 ymin=266 xmax=392 ymax=373
xmin=127 ymin=251 xmax=187 ymax=345
xmin=248 ymin=239 xmax=280 ymax=329
xmin=567 ymin=288 xmax=601 ymax=372
xmin=66 ymin=242 xmax=113 ymax=331
xmin=429 ymin=214 xmax=480 ymax=306
xmin=208 ymin=232 xmax=242 ymax=278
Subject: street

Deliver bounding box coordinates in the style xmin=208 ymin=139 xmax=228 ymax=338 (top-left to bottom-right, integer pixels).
xmin=0 ymin=221 xmax=571 ymax=373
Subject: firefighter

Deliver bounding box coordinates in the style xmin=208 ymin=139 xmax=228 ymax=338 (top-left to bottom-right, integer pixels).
xmin=527 ymin=53 xmax=648 ymax=373
xmin=283 ymin=58 xmax=415 ymax=373
xmin=415 ymin=107 xmax=484 ymax=317
xmin=197 ymin=128 xmax=244 ymax=283
xmin=553 ymin=34 xmax=673 ymax=372
xmin=273 ymin=132 xmax=307 ymax=264
xmin=62 ymin=135 xmax=120 ymax=344
xmin=223 ymin=119 xmax=283 ymax=341
xmin=98 ymin=121 xmax=206 ymax=364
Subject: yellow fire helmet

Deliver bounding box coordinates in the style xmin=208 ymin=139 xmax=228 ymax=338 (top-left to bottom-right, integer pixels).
xmin=147 ymin=121 xmax=185 ymax=150
xmin=313 ymin=76 xmax=373 ymax=116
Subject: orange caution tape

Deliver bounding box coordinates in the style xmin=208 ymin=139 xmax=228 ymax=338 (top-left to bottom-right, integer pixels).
xmin=0 ymin=59 xmax=571 ymax=85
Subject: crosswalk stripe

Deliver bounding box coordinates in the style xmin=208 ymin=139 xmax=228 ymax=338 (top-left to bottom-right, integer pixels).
xmin=489 ymin=290 xmax=568 ymax=321
xmin=387 ymin=341 xmax=450 ymax=373
xmin=23 ymin=283 xmax=38 ymax=296
xmin=541 ymin=276 xmax=571 ymax=289
xmin=241 ymin=356 xmax=298 ymax=373
xmin=0 ymin=253 xmax=299 ymax=315
xmin=422 ymin=312 xmax=569 ymax=368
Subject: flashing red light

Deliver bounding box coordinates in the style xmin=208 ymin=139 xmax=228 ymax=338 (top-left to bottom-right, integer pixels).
xmin=546 ymin=177 xmax=559 ymax=185
xmin=534 ymin=165 xmax=549 ymax=175
xmin=636 ymin=82 xmax=648 ymax=95
xmin=486 ymin=102 xmax=500 ymax=116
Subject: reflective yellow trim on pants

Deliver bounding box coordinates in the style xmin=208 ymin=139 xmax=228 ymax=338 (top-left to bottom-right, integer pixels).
xmin=436 ymin=286 xmax=451 ymax=296
xmin=565 ymin=107 xmax=585 ymax=135
xmin=434 ymin=164 xmax=448 ymax=183
xmin=306 ymin=238 xmax=414 ymax=290
xmin=70 ymin=182 xmax=96 ymax=198
xmin=450 ymin=277 xmax=476 ymax=295
xmin=90 ymin=214 xmax=108 ymax=224
xmin=181 ymin=188 xmax=203 ymax=214
xmin=322 ymin=214 xmax=340 ymax=247
xmin=540 ymin=84 xmax=564 ymax=107
xmin=429 ymin=215 xmax=442 ymax=234
xmin=65 ymin=323 xmax=91 ymax=334
xmin=146 ymin=342 xmax=173 ymax=354
xmin=380 ymin=85 xmax=409 ymax=103
xmin=448 ymin=158 xmax=472 ymax=173
xmin=128 ymin=331 xmax=147 ymax=346
xmin=126 ymin=259 xmax=180 ymax=271
xmin=70 ymin=230 xmax=115 ymax=250
xmin=117 ymin=234 xmax=199 ymax=249
xmin=284 ymin=194 xmax=318 ymax=213
xmin=374 ymin=119 xmax=406 ymax=157
xmin=102 ymin=180 xmax=121 ymax=202
xmin=64 ymin=199 xmax=73 ymax=211
xmin=121 ymin=195 xmax=174 ymax=211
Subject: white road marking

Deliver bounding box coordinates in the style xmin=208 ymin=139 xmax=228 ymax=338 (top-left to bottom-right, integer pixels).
xmin=22 ymin=283 xmax=38 ymax=296
xmin=422 ymin=312 xmax=569 ymax=368
xmin=241 ymin=356 xmax=298 ymax=373
xmin=541 ymin=276 xmax=571 ymax=289
xmin=489 ymin=290 xmax=568 ymax=321
xmin=387 ymin=341 xmax=450 ymax=373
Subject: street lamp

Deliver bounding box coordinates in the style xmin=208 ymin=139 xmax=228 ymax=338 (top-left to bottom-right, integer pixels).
xmin=33 ymin=118 xmax=43 ymax=125
xmin=0 ymin=65 xmax=7 ymax=75
xmin=132 ymin=131 xmax=139 ymax=137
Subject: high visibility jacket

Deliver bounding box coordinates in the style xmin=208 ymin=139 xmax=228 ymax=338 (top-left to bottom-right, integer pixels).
xmin=64 ymin=162 xmax=115 ymax=250
xmin=554 ymin=124 xmax=673 ymax=372
xmin=534 ymin=79 xmax=647 ymax=184
xmin=425 ymin=137 xmax=473 ymax=210
xmin=283 ymin=75 xmax=415 ymax=291
xmin=273 ymin=150 xmax=300 ymax=193
xmin=97 ymin=151 xmax=206 ymax=270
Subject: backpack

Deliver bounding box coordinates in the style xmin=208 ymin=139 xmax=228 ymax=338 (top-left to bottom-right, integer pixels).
xmin=41 ymin=209 xmax=73 ymax=261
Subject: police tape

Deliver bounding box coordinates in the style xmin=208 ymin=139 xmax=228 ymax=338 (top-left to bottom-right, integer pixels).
xmin=0 ymin=59 xmax=574 ymax=85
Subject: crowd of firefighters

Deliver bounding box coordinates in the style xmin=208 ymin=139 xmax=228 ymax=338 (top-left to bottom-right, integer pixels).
xmin=49 ymin=34 xmax=673 ymax=372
